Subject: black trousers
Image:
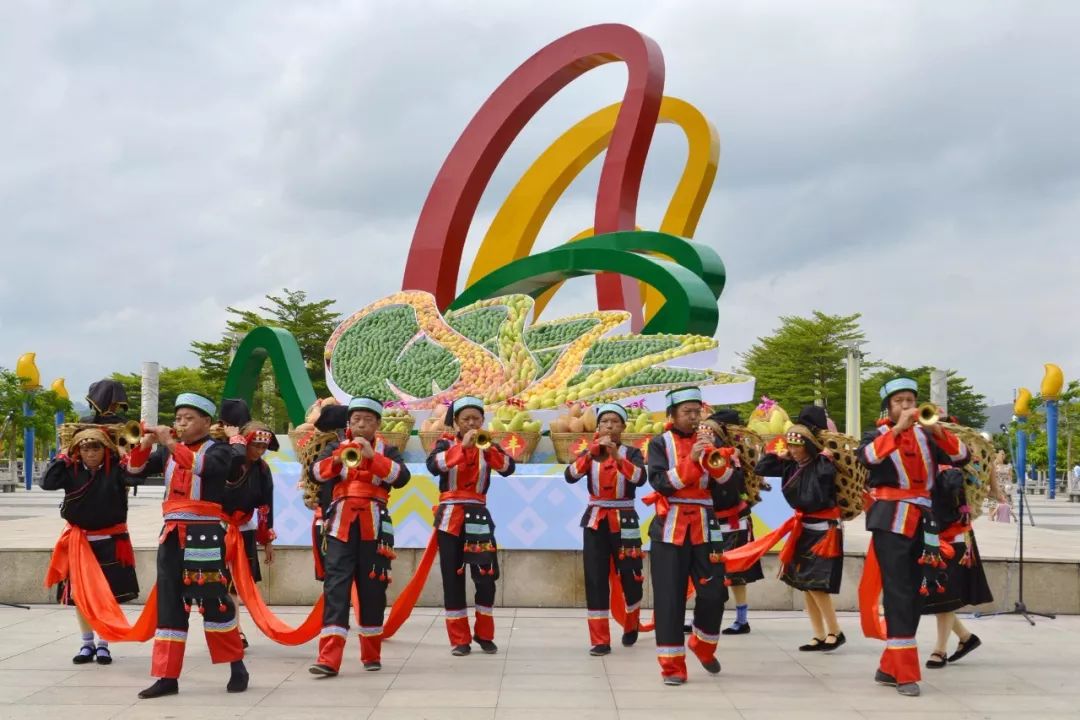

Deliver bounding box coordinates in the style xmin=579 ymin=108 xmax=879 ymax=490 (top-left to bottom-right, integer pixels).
xmin=438 ymin=530 xmax=497 ymax=610
xmin=650 ymin=540 xmax=727 ymax=647
xmin=157 ymin=526 xmax=236 ymax=632
xmin=872 ymin=529 xmax=924 ymax=638
xmin=583 ymin=527 xmax=642 ymax=610
xmin=322 ymin=522 xmax=387 ymax=631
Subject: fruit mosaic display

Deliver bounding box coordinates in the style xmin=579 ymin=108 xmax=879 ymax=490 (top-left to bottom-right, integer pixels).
xmin=326 ymin=290 xmax=749 ymax=411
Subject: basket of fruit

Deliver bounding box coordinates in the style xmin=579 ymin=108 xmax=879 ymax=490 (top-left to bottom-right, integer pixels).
xmin=548 ymin=402 xmax=597 ymax=463
xmin=488 ymin=402 xmax=541 ymax=462
xmin=620 ymin=403 xmax=668 ymax=451
xmin=378 ymin=402 xmax=415 ymax=453
xmin=418 ymin=407 xmax=454 ymax=453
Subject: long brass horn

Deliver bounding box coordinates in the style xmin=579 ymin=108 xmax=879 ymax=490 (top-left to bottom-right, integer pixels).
xmin=475 ymin=430 xmax=493 ymax=450
xmin=341 ymin=445 xmax=364 ymax=468
xmin=704 ymin=447 xmax=728 ymax=471
xmin=917 ymin=403 xmax=939 ymax=427
xmin=118 ymin=420 xmax=144 ymax=447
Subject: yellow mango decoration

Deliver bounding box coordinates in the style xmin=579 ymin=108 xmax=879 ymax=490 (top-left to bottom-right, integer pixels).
xmin=50 ymin=378 xmax=69 ymax=400
xmin=16 ymin=352 xmax=41 ymax=390
xmin=1041 ymin=363 xmax=1064 ymax=400
xmin=1014 ymin=387 xmax=1032 ymax=418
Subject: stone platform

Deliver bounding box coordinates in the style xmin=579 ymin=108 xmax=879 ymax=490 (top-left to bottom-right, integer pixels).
xmin=1 ymin=490 xmax=1078 ymax=612
xmin=0 ymin=604 xmax=1077 ymax=719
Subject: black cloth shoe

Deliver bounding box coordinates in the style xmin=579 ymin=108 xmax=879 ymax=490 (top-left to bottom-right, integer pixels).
xmin=799 ymin=637 xmax=826 ymax=652
xmin=874 ymin=669 xmax=897 ymax=686
xmin=721 ymin=622 xmax=750 ymax=635
xmin=925 ymin=651 xmax=947 ymax=669
xmin=363 ymin=661 xmax=382 ymax=671
xmin=621 ymin=630 xmax=638 ymax=647
xmin=451 ymin=644 xmax=472 ymax=656
xmin=227 ymin=660 xmax=249 ymax=693
xmin=699 ymin=657 xmax=721 ymax=674
xmin=662 ymin=675 xmax=686 ymax=686
xmin=897 ymin=682 xmax=921 ymax=696
xmin=94 ymin=645 xmax=113 ymax=665
xmin=308 ymin=663 xmax=338 ymax=677
xmin=589 ymin=644 xmax=611 ymax=656
xmin=947 ymin=634 xmax=981 ymax=663
xmin=477 ymin=639 xmax=498 ymax=655
xmin=72 ymin=645 xmax=95 ymax=665
xmin=138 ymin=678 xmax=179 ymax=699
xmin=822 ymin=632 xmax=846 ymax=652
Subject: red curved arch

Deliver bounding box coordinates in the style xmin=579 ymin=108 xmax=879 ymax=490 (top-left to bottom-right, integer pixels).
xmin=401 ymin=23 xmax=665 ymax=331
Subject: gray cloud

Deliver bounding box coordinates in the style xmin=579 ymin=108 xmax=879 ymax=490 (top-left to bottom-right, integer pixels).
xmin=0 ymin=1 xmax=1076 ymax=408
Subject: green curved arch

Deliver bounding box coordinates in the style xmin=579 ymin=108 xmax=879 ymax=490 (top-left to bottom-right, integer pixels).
xmin=450 ymin=240 xmax=719 ymax=335
xmin=561 ymin=231 xmax=726 ymax=300
xmin=222 ymin=326 xmax=317 ymax=426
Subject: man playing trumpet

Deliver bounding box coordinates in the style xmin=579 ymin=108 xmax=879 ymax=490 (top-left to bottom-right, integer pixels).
xmin=645 ymin=387 xmax=735 ymax=685
xmin=125 ymin=393 xmax=250 ymax=699
xmin=309 ymin=397 xmax=410 ymax=676
xmin=564 ymin=403 xmax=646 ymax=656
xmin=858 ymin=378 xmax=970 ymax=697
xmin=426 ymin=396 xmax=515 ymax=656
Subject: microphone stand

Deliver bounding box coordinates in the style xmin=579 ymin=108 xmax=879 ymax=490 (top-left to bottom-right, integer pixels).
xmin=976 ymin=417 xmax=1054 ymax=624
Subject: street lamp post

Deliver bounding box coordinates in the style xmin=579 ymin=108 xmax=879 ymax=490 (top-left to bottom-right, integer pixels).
xmin=1041 ymin=364 xmax=1064 ymax=500
xmin=16 ymin=353 xmax=41 ymax=490
xmin=842 ymin=341 xmax=864 ymax=436
xmin=50 ymin=378 xmax=69 ymax=459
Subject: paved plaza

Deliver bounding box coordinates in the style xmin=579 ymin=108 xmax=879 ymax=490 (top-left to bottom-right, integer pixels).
xmin=0 ymin=603 xmax=1077 ymax=720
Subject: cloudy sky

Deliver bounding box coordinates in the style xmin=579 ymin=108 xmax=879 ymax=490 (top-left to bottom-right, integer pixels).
xmin=1 ymin=0 xmax=1077 ymax=408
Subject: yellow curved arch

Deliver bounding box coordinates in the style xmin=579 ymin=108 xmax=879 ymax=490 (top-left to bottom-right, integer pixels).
xmin=465 ymin=96 xmax=719 ymax=322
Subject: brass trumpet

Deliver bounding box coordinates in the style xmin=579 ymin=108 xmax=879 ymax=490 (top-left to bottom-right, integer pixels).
xmin=341 ymin=445 xmax=364 ymax=468
xmin=697 ymin=424 xmax=728 ymax=470
xmin=917 ymin=403 xmax=939 ymax=427
xmin=475 ymin=430 xmax=493 ymax=450
xmin=704 ymin=447 xmax=729 ymax=471
xmin=117 ymin=420 xmax=144 ymax=447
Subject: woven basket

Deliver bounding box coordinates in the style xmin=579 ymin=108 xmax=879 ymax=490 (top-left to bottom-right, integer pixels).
xmin=419 ymin=430 xmax=452 ymax=454
xmin=550 ymin=432 xmax=592 ymax=463
xmin=380 ymin=431 xmax=410 ymax=454
xmin=490 ymin=431 xmax=541 ymax=463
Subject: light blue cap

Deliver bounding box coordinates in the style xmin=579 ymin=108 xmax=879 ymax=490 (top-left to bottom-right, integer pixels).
xmin=452 ymin=396 xmax=485 ymax=417
xmin=879 ymin=377 xmax=919 ymax=400
xmin=665 ymin=386 xmax=703 ymax=409
xmin=175 ymin=392 xmax=216 ymax=417
xmin=348 ymin=397 xmax=384 ymax=418
xmin=595 ymin=403 xmax=628 ymax=423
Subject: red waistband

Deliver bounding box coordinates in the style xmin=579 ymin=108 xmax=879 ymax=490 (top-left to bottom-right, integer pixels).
xmin=870 ymin=487 xmax=929 ymax=502
xmin=716 ymin=501 xmax=749 ymax=526
xmin=333 ymin=481 xmax=390 ymax=504
xmin=439 ymin=490 xmax=487 ymax=504
xmin=162 ymin=498 xmax=225 ymax=518
xmin=79 ymin=522 xmax=130 ymax=536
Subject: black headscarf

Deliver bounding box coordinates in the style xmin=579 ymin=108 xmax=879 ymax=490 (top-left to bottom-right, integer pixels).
xmin=83 ymin=379 xmax=128 ymax=424
xmin=797 ymin=405 xmax=829 ymax=436
xmin=314 ymin=405 xmax=350 ymax=432
xmin=708 ymin=409 xmax=742 ymax=426
xmin=220 ymin=398 xmax=252 ymax=427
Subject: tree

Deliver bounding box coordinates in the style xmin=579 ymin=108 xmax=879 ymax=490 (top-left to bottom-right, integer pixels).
xmin=737 ymin=312 xmax=867 ymax=428
xmin=190 ymin=289 xmax=338 ymax=430
xmin=861 ymin=365 xmax=989 ymax=431
xmin=0 ymin=368 xmax=75 ymax=459
xmin=111 ymin=367 xmax=223 ymax=427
